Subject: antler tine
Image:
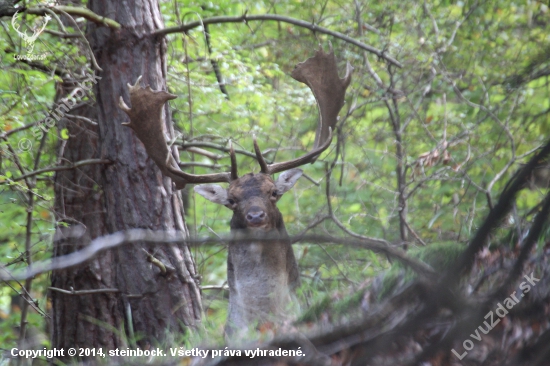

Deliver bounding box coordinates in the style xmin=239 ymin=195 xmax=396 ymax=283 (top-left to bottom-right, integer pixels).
xmin=165 ymin=140 xmax=237 ymax=183
xmin=166 ymin=164 xmax=233 ymax=184
xmin=253 ymin=135 xmax=269 ymax=174
xmin=229 ymin=140 xmax=238 ymax=180
xmin=262 ymin=127 xmax=333 ymax=175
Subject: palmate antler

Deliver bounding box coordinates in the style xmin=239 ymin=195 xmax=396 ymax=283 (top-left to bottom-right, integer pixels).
xmin=118 ymin=45 xmax=352 ymax=188
xmin=254 ymin=44 xmax=353 ymax=174
xmin=118 ymin=77 xmax=236 ymax=189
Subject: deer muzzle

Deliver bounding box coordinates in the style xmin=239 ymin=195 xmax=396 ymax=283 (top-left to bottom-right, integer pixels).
xmin=245 ymin=206 xmax=267 ymax=227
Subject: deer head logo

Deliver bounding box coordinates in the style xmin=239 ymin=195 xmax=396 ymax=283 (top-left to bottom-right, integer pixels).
xmin=11 ymin=11 xmax=51 ymax=54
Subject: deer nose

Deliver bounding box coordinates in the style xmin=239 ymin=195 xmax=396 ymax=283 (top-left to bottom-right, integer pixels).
xmin=246 ymin=208 xmax=266 ymax=225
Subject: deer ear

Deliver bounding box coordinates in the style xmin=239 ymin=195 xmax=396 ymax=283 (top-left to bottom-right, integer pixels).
xmin=275 ymin=169 xmax=303 ymax=195
xmin=194 ymin=184 xmax=229 ymax=205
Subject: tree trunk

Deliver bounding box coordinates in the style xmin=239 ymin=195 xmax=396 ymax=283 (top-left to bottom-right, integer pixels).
xmin=50 ymin=0 xmax=201 ymax=355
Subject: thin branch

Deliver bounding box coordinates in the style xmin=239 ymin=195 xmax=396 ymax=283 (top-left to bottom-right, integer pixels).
xmin=0 ymin=276 xmax=47 ymax=317
xmin=5 ymin=143 xmax=31 ymax=188
xmin=387 ymin=66 xmax=408 ymax=245
xmin=318 ymin=243 xmax=357 ymax=285
xmin=179 ymin=162 xmax=226 ymax=169
xmin=41 ymin=7 xmax=66 ymax=33
xmin=204 ymin=23 xmax=229 ymax=98
xmin=0 ymin=121 xmax=39 ymax=138
xmin=180 ymin=141 xmax=266 ymax=161
xmin=44 ymin=29 xmax=81 ymax=38
xmin=423 ymin=0 xmax=440 ymax=43
xmin=52 ymin=7 xmax=102 ymax=72
xmin=141 ymin=248 xmax=175 ymax=274
xmin=441 ymin=139 xmax=550 ymax=288
xmin=184 ymin=147 xmax=223 ymax=160
xmin=326 ymin=164 xmax=390 ymax=247
xmin=7 ymin=159 xmax=111 ymax=183
xmin=26 ymin=5 xmax=121 ymax=29
xmin=201 ymin=285 xmax=229 ymax=291
xmin=402 ymin=219 xmax=427 ymax=246
xmin=16 ymin=59 xmax=69 ymax=77
xmin=293 ymin=214 xmax=331 ymax=240
xmin=65 ymin=113 xmax=98 ymax=126
xmin=48 ymin=287 xmax=120 ymax=295
xmin=16 ymin=126 xmax=45 ymax=349
xmin=154 ymin=14 xmax=402 ymax=68
xmin=18 ymin=188 xmax=34 ymax=347
xmin=301 ymin=172 xmax=321 ymax=186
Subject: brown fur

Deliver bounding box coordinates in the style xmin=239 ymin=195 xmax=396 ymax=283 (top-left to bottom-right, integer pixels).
xmin=224 ymin=173 xmax=300 ymax=336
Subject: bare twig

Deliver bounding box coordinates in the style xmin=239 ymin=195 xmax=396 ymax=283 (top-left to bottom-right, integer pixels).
xmin=200 ymin=285 xmax=229 ymax=291
xmin=179 ymin=162 xmax=226 ymax=170
xmin=441 ymin=139 xmax=550 ymax=287
xmin=17 ymin=191 xmax=34 ymax=348
xmin=0 ymin=276 xmax=47 ymax=317
xmin=402 ymin=219 xmax=427 ymax=246
xmin=154 ymin=14 xmax=402 ymax=68
xmin=43 ymin=29 xmax=81 ymax=38
xmin=48 ymin=287 xmax=120 ymax=295
xmin=26 ymin=6 xmax=121 ymax=29
xmin=141 ymin=248 xmax=175 ymax=274
xmin=184 ymin=147 xmax=223 ymax=160
xmin=180 ymin=141 xmax=259 ymax=160
xmin=0 ymin=122 xmax=39 ymax=138
xmin=52 ymin=7 xmax=102 ymax=72
xmin=65 ymin=113 xmax=98 ymax=126
xmin=7 ymin=159 xmax=111 ymax=183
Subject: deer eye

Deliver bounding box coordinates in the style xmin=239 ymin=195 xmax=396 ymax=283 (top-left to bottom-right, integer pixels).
xmin=227 ymin=198 xmax=236 ymax=205
xmin=271 ymin=191 xmax=278 ymax=197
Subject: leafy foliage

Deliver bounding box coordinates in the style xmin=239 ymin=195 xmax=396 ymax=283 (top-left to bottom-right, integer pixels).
xmin=1 ymin=0 xmax=550 ymax=355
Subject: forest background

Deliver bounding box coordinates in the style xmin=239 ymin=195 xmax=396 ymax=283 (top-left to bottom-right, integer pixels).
xmin=1 ymin=0 xmax=550 ymax=364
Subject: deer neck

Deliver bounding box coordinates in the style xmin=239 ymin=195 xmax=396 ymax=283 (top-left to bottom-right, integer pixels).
xmin=225 ymin=216 xmax=297 ymax=335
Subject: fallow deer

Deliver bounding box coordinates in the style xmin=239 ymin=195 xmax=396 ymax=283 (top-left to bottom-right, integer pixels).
xmin=118 ymin=46 xmax=352 ymax=336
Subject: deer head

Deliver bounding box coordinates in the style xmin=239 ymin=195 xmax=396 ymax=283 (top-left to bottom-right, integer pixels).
xmin=11 ymin=11 xmax=51 ymax=54
xmin=119 ymin=45 xmax=352 ymax=335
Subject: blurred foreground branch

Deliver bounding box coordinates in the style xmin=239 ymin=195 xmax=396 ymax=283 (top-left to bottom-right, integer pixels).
xmin=0 ymin=229 xmax=433 ymax=282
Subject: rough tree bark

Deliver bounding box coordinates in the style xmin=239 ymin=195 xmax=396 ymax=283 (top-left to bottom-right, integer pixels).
xmin=50 ymin=0 xmax=202 ymax=355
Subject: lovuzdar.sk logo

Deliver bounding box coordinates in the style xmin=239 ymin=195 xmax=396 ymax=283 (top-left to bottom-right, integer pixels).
xmin=11 ymin=10 xmax=51 ymax=60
